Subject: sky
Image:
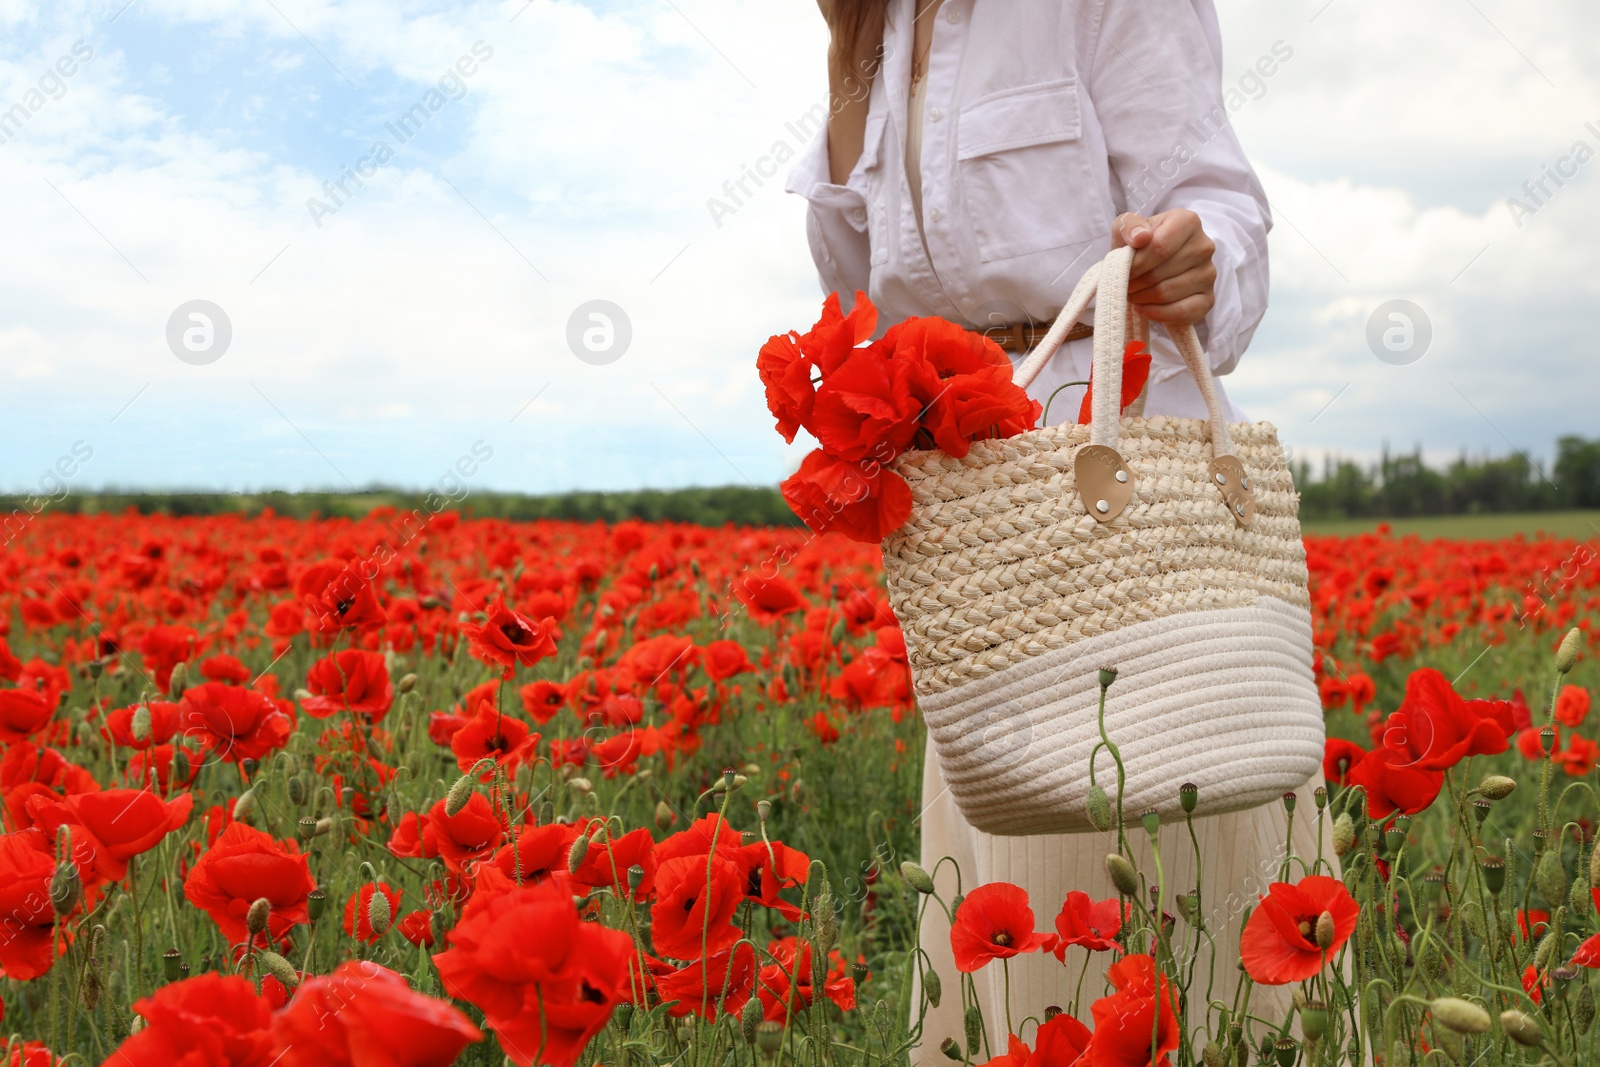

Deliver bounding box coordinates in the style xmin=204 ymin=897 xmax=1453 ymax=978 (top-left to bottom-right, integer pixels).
xmin=0 ymin=0 xmax=1596 ymax=498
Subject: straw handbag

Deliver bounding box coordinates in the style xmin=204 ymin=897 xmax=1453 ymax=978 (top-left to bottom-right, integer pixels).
xmin=881 ymin=245 xmax=1324 ymax=836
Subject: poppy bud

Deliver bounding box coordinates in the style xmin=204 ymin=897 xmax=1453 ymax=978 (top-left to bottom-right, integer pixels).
xmin=569 ymin=777 xmax=593 ymax=796
xmin=1557 ymin=627 xmax=1581 ymax=674
xmin=1140 ymin=809 xmax=1160 ymax=838
xmin=1477 ymin=775 xmax=1516 ymax=800
xmin=297 ymin=816 xmax=317 ymax=841
xmin=1179 ymin=782 xmax=1198 ymax=814
xmin=1313 ymin=786 xmax=1327 ymax=811
xmin=163 ymin=947 xmax=182 ymax=983
xmin=1500 ymin=1009 xmax=1542 ymax=1047
xmin=627 ymin=865 xmax=646 ymax=893
xmin=1591 ymin=843 xmax=1600 ymax=891
xmin=755 ymin=1021 xmax=784 ymax=1056
xmin=741 ymin=995 xmax=764 ymax=1043
xmin=567 ymin=833 xmax=590 ymax=873
xmin=398 ymin=672 xmax=418 ymax=694
xmin=964 ymin=1006 xmax=984 ymax=1056
xmin=1332 ymin=814 xmax=1355 ymax=857
xmin=1282 ymin=792 xmax=1297 ymax=815
xmin=1471 ymin=797 xmax=1491 ymax=823
xmin=50 ymin=862 xmax=81 ymax=917
xmin=1042 ymin=1005 xmax=1061 ymax=1021
xmin=1541 ymin=725 xmax=1557 ymax=757
xmin=923 ymin=967 xmax=942 ymax=1008
xmin=168 ymin=661 xmax=188 ymax=699
xmin=1315 ymin=910 xmax=1336 ymax=950
xmin=308 ymin=888 xmax=327 ymax=921
xmin=260 ymin=950 xmax=300 ymax=988
xmin=1086 ymin=786 xmax=1112 ymax=832
xmin=757 ymin=800 xmax=772 ymax=822
xmin=1301 ymin=1002 xmax=1328 ymax=1042
xmin=900 ymin=862 xmax=936 ymax=895
xmin=1176 ymin=892 xmax=1202 ymax=929
xmin=939 ymin=1038 xmax=962 ymax=1061
xmin=233 ymin=789 xmax=257 ymax=822
xmin=1273 ymin=1039 xmax=1297 ymax=1067
xmin=1536 ymin=850 xmax=1567 ymax=907
xmin=1202 ymin=1041 xmax=1225 ymax=1067
xmin=246 ymin=897 xmax=271 ymax=938
xmin=1536 ymin=928 xmax=1560 ymax=971
xmin=131 ymin=702 xmax=152 ymax=742
xmin=1576 ymin=983 xmax=1597 ymax=1034
xmin=287 ymin=775 xmax=307 ymax=805
xmin=367 ymin=889 xmax=392 ymax=937
xmin=654 ymin=800 xmax=675 ymax=830
xmin=1420 ymin=870 xmax=1445 ymax=909
xmin=1097 ymin=667 xmax=1118 ymax=689
xmin=445 ymin=774 xmax=477 ymax=817
xmin=1431 ymin=997 xmax=1491 ymax=1034
xmin=850 ymin=960 xmax=869 ymax=985
xmin=293 ymin=688 xmax=314 ymax=703
xmin=1106 ymin=853 xmax=1140 ymax=897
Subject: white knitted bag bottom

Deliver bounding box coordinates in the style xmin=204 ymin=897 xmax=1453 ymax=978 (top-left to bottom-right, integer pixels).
xmin=917 ymin=595 xmax=1325 ymax=836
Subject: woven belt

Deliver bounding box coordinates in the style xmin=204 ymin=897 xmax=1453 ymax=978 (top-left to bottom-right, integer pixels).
xmin=986 ymin=321 xmax=1094 ymax=353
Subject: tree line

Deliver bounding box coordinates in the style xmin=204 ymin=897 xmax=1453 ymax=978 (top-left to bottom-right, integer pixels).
xmin=4 ymin=436 xmax=1596 ymax=527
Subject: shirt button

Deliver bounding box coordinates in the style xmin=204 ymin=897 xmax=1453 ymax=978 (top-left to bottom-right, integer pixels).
xmin=929 ymin=207 xmax=944 ymax=222
xmin=947 ymin=9 xmax=961 ymax=22
xmin=929 ymin=107 xmax=942 ymax=122
xmin=851 ymin=207 xmax=867 ymax=225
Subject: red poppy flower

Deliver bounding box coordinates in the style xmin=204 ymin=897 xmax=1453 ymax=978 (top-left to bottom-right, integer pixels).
xmin=101 ymin=700 xmax=181 ymax=750
xmin=703 ymin=640 xmax=754 ymax=681
xmin=949 ymin=882 xmax=1052 ymax=973
xmin=740 ymin=839 xmax=810 ymax=920
xmin=183 ymin=822 xmax=315 ymax=946
xmin=1322 ymin=738 xmax=1367 ymax=786
xmin=387 ymin=811 xmax=440 ymax=860
xmin=110 ymin=972 xmax=277 ymax=1066
xmin=519 ymin=679 xmax=568 ymax=724
xmin=137 ymin=623 xmax=198 ymax=690
xmin=25 ymin=787 xmax=192 ymax=883
xmin=732 ymin=575 xmax=808 ymax=626
xmin=755 ymin=937 xmax=857 ymax=1023
xmin=570 ymin=826 xmax=656 ymax=901
xmin=434 ymin=877 xmax=633 ymax=1067
xmin=1076 ymin=340 xmax=1152 ymax=425
xmin=1087 ymin=953 xmax=1179 ymax=1067
xmin=490 ymin=824 xmax=579 ymax=885
xmin=657 ymin=942 xmax=759 ymax=1020
xmin=274 ymin=960 xmax=482 ymax=1067
xmin=1345 ymin=747 xmax=1443 ymax=819
xmin=299 ymin=560 xmax=387 ymax=634
xmin=301 ymin=649 xmax=394 ymax=721
xmin=425 ymin=793 xmax=504 ymax=873
xmin=449 ymin=699 xmax=540 ymax=774
xmin=0 ymin=688 xmax=54 ymax=744
xmin=1029 ymin=1012 xmax=1091 ymax=1067
xmin=1240 ymin=875 xmax=1359 ymax=985
xmin=779 ymin=449 xmax=912 ymax=545
xmin=651 ymin=853 xmax=747 ymax=961
xmin=1557 ymin=685 xmax=1591 ymax=728
xmin=809 ymin=345 xmax=925 ymax=462
xmin=462 ymin=596 xmax=560 ymax=675
xmin=179 ymin=682 xmax=294 ymax=764
xmin=199 ymin=654 xmax=252 ymax=684
xmin=1381 ymin=667 xmax=1513 ymax=772
xmin=397 ymin=909 xmax=436 ymax=947
xmin=0 ymin=833 xmax=62 ymax=980
xmin=343 ymin=882 xmax=402 ymax=942
xmin=1049 ymin=890 xmax=1123 ymax=959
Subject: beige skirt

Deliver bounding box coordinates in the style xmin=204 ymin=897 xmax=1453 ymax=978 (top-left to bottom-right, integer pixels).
xmin=911 ymin=736 xmax=1337 ymax=1062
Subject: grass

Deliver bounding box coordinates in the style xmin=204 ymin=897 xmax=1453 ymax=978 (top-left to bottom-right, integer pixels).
xmin=1301 ymin=510 xmax=1600 ymax=541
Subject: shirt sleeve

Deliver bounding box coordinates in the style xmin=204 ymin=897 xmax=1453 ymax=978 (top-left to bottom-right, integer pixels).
xmin=785 ymin=118 xmax=874 ymax=300
xmin=1085 ymin=0 xmax=1272 ymax=377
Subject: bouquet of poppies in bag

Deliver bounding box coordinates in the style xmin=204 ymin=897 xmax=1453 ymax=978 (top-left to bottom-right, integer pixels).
xmin=758 ymin=292 xmax=1150 ymax=543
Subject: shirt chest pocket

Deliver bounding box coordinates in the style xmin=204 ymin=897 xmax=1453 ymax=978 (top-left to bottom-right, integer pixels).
xmin=956 ymin=79 xmax=1100 ymax=262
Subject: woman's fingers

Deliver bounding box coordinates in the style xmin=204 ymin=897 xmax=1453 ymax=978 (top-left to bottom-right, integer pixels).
xmin=1127 ymin=211 xmax=1213 ymax=285
xmin=1130 ymin=265 xmax=1217 ymax=325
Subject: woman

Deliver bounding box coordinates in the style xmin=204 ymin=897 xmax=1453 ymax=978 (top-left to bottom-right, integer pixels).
xmin=785 ymin=0 xmax=1333 ymax=1058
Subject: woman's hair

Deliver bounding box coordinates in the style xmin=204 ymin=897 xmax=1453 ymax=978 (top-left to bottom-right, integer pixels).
xmin=832 ymin=0 xmax=888 ymax=65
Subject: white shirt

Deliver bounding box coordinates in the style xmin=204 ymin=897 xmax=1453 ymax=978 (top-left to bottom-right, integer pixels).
xmin=785 ymin=0 xmax=1270 ymax=421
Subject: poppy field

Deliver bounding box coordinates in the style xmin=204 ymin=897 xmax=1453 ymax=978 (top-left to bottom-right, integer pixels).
xmin=0 ymin=507 xmax=1594 ymax=1066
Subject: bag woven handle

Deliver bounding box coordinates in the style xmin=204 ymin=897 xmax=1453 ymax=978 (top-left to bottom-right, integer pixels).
xmin=1011 ymin=246 xmax=1236 ymax=459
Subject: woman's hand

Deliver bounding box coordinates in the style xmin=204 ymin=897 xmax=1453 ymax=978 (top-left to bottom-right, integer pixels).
xmin=1112 ymin=210 xmax=1217 ymax=326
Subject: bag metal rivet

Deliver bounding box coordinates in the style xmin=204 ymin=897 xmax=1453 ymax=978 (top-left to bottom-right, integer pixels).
xmin=1235 ymin=503 xmax=1245 ymax=516
xmin=1115 ymin=470 xmax=1128 ymax=483
xmin=1215 ymin=473 xmax=1227 ymax=485
xmin=1096 ymin=500 xmax=1109 ymax=514
xmin=1241 ymin=476 xmax=1251 ymax=490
